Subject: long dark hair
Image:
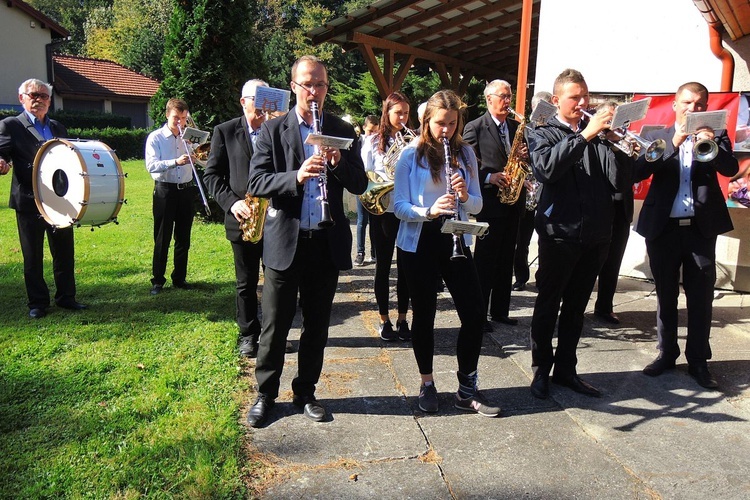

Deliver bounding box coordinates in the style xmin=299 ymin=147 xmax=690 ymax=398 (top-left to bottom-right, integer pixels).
xmin=417 ymin=90 xmax=468 ymax=182
xmin=377 ymin=92 xmax=411 ymax=154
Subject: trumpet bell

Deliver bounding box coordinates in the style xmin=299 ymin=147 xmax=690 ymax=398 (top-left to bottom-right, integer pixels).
xmin=643 ymin=138 xmax=666 ymax=162
xmin=359 ymin=171 xmax=394 ymax=216
xmin=694 ymin=138 xmax=719 ymax=162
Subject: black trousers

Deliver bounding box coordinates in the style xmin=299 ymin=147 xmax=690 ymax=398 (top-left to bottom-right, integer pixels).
xmin=400 ymin=221 xmax=485 ymax=376
xmin=254 ymin=233 xmax=339 ymax=399
xmin=474 ymin=213 xmax=520 ymax=318
xmin=15 ymin=210 xmax=76 ymax=309
xmin=646 ymin=220 xmax=716 ymax=365
xmin=531 ymin=238 xmax=609 ymax=377
xmin=231 ymin=238 xmax=263 ymax=338
xmin=514 ymin=208 xmax=536 ymax=285
xmin=369 ymin=211 xmax=409 ymax=316
xmin=151 ymin=182 xmax=195 ymax=286
xmin=595 ymin=200 xmax=631 ymax=314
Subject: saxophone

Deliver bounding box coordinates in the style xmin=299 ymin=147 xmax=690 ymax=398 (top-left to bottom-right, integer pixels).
xmin=497 ymin=108 xmax=532 ymax=205
xmin=240 ymin=193 xmax=269 ymax=243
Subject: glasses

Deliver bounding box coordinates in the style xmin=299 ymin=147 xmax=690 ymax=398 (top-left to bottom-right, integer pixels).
xmin=490 ymin=93 xmax=512 ymax=101
xmin=24 ymin=92 xmax=50 ymax=101
xmin=293 ymin=81 xmax=329 ymax=93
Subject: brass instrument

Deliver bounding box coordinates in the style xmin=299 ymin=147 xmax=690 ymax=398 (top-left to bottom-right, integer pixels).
xmin=497 ymin=107 xmax=532 ymax=205
xmin=581 ymin=109 xmax=666 ymax=162
xmin=240 ymin=193 xmax=269 ymax=243
xmin=359 ymin=123 xmax=416 ymax=216
xmin=193 ymin=143 xmax=211 ymax=167
xmin=178 ymin=114 xmax=212 ymax=215
xmin=310 ymin=101 xmax=334 ymax=227
xmin=693 ymin=137 xmax=719 ymax=162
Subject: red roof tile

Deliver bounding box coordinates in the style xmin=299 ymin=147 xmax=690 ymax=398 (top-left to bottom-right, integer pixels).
xmin=53 ymin=55 xmax=160 ymax=100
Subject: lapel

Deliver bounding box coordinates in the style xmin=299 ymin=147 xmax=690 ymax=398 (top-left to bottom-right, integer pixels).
xmin=235 ymin=115 xmax=252 ymax=160
xmin=484 ymin=112 xmax=508 ymax=163
xmin=281 ymin=110 xmax=305 ymax=168
xmin=17 ymin=112 xmax=45 ymax=143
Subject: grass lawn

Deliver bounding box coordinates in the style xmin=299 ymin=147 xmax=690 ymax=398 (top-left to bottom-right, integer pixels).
xmin=0 ymin=159 xmax=253 ymax=498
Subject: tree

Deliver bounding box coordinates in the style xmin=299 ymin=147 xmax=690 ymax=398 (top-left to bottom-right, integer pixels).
xmin=151 ymin=0 xmax=265 ymax=128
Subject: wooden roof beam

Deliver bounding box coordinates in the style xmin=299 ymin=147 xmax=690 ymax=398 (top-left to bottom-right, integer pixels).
xmin=310 ymin=0 xmax=420 ymax=45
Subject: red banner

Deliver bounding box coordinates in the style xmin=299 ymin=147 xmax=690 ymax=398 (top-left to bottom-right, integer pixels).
xmin=629 ymin=92 xmax=740 ymax=200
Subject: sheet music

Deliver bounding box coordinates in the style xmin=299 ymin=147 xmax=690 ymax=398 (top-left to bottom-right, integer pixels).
xmin=639 ymin=124 xmax=666 ymax=135
xmin=440 ymin=219 xmax=489 ymax=237
xmin=530 ymin=99 xmax=556 ymax=125
xmin=611 ymin=98 xmax=651 ymax=130
xmin=254 ymin=86 xmax=291 ymax=114
xmin=685 ymin=110 xmax=727 ymax=134
xmin=181 ymin=127 xmax=210 ymax=145
xmin=305 ymin=134 xmax=354 ymax=150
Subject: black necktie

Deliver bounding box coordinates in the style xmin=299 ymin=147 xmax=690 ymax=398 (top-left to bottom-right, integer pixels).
xmin=497 ymin=123 xmax=507 ymax=155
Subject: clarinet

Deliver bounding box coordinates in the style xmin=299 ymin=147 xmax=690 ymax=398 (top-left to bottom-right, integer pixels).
xmin=442 ymin=136 xmax=467 ymax=260
xmin=310 ymin=101 xmax=334 ymax=228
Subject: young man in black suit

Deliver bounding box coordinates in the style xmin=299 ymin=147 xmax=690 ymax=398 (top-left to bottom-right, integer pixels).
xmin=636 ymin=82 xmax=738 ymax=389
xmin=245 ymin=56 xmax=368 ymax=427
xmin=0 ymin=78 xmax=87 ymax=319
xmin=203 ymin=79 xmax=269 ymax=358
xmin=463 ymin=79 xmax=525 ymax=330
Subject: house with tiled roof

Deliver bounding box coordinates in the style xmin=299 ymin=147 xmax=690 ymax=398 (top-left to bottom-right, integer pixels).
xmin=53 ymin=55 xmax=160 ymax=128
xmin=0 ymin=0 xmax=69 ymax=109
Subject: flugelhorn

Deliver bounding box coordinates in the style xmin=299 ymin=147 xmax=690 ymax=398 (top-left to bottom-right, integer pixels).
xmin=581 ymin=109 xmax=666 ymax=162
xmin=693 ymin=136 xmax=719 ymax=162
xmin=309 ymin=101 xmax=334 ymax=228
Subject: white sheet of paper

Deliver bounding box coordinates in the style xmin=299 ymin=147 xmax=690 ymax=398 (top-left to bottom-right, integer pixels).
xmin=530 ymin=99 xmax=556 ymax=125
xmin=685 ymin=110 xmax=727 ymax=134
xmin=305 ymin=134 xmax=354 ymax=150
xmin=612 ymin=99 xmax=651 ymax=130
xmin=440 ymin=219 xmax=489 ymax=237
xmin=254 ymin=86 xmax=291 ymax=114
xmin=181 ymin=127 xmax=209 ymax=145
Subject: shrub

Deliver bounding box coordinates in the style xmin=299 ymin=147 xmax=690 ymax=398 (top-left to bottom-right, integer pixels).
xmin=67 ymin=127 xmax=149 ymax=160
xmin=0 ymin=109 xmax=132 ymax=129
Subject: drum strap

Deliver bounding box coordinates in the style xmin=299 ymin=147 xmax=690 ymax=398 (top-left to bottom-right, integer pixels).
xmin=18 ymin=113 xmax=46 ymax=145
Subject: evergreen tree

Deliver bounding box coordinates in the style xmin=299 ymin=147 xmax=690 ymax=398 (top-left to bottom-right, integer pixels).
xmin=151 ymin=0 xmax=265 ymax=128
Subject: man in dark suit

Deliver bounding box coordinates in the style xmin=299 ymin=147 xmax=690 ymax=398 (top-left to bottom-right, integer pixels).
xmin=204 ymin=79 xmax=268 ymax=358
xmin=636 ymin=82 xmax=738 ymax=389
xmin=245 ymin=56 xmax=368 ymax=427
xmin=0 ymin=78 xmax=87 ymax=319
xmin=463 ymin=79 xmax=525 ymax=330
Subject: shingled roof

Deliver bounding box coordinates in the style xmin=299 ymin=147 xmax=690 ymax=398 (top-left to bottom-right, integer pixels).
xmin=53 ymin=55 xmax=160 ymax=100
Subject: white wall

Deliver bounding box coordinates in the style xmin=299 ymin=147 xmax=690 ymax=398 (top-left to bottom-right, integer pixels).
xmin=0 ymin=5 xmax=56 ymax=109
xmin=534 ymin=0 xmax=723 ymax=94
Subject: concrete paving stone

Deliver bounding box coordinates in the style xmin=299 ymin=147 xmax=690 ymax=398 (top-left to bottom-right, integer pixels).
xmin=263 ymin=459 xmax=452 ymax=500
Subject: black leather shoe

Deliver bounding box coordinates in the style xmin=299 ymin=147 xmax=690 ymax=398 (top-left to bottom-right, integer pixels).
xmin=512 ymin=282 xmax=526 ymax=291
xmin=247 ymin=394 xmax=274 ymax=428
xmin=293 ymin=395 xmax=327 ymax=422
xmin=492 ymin=315 xmax=519 ymax=326
xmin=29 ymin=308 xmax=46 ymax=319
xmin=57 ymin=300 xmax=88 ymax=310
xmin=594 ymin=310 xmax=620 ymax=324
xmin=239 ymin=336 xmax=259 ymax=358
xmin=552 ymin=374 xmax=601 ymax=397
xmin=643 ymin=355 xmax=676 ymax=377
xmin=173 ymin=281 xmax=192 ymax=290
xmin=150 ymin=284 xmax=163 ymax=295
xmin=530 ymin=371 xmax=549 ymax=399
xmin=688 ymin=364 xmax=719 ymax=389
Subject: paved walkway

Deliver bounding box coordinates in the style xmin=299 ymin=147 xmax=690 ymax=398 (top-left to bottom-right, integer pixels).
xmin=244 ymin=232 xmax=750 ymax=499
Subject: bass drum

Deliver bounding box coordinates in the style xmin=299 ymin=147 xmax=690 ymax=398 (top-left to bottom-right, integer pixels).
xmin=33 ymin=139 xmax=125 ymax=228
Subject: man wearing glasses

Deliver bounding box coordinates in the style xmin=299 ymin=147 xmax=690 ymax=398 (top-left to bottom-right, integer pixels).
xmin=463 ymin=79 xmax=526 ymax=332
xmin=245 ymin=55 xmax=367 ymax=427
xmin=0 ymin=79 xmax=87 ymax=319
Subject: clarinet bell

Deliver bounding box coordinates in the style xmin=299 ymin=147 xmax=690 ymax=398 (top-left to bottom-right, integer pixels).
xmin=318 ymin=200 xmax=335 ymax=228
xmin=450 ymin=235 xmax=467 ymax=261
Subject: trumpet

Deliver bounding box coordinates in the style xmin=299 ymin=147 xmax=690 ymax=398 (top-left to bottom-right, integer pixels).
xmin=309 ymin=101 xmax=334 ymax=228
xmin=581 ymin=109 xmax=666 ymax=162
xmin=693 ymin=136 xmax=719 ymax=162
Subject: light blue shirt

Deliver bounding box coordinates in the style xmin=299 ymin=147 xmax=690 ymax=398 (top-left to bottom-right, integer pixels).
xmin=670 ymin=136 xmax=695 ymax=218
xmin=297 ymin=111 xmax=324 ymax=230
xmin=24 ymin=110 xmax=52 ymax=141
xmin=394 ymin=141 xmax=483 ymax=252
xmin=144 ymin=124 xmax=193 ymax=183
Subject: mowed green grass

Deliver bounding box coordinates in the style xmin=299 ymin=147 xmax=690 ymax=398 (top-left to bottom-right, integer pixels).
xmin=0 ymin=159 xmax=252 ymax=498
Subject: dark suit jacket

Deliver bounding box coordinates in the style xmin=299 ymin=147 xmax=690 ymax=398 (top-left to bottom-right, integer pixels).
xmin=463 ymin=111 xmax=523 ymax=219
xmin=203 ymin=115 xmax=255 ymax=242
xmin=634 ymin=126 xmax=738 ymax=241
xmin=247 ymin=109 xmax=368 ymax=271
xmin=0 ymin=113 xmax=67 ymax=212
